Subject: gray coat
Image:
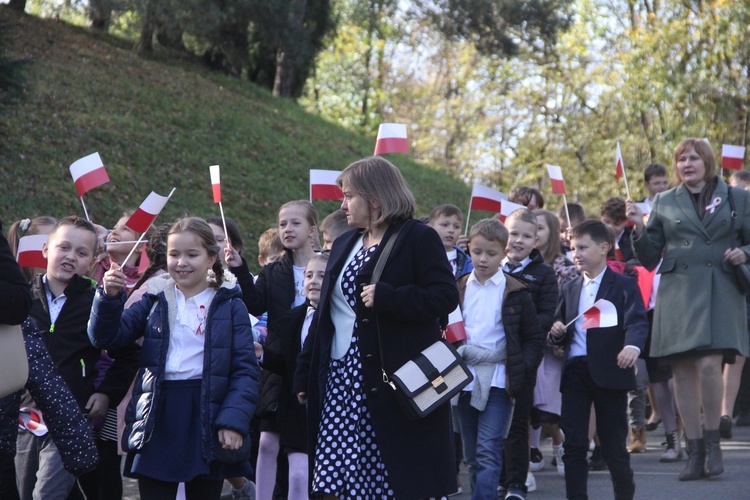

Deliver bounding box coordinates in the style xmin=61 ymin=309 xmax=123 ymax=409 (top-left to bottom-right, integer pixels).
xmin=632 ymin=178 xmax=750 ymax=358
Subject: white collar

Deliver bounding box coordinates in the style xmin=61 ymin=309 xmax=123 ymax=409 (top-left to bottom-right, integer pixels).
xmin=467 ymin=268 xmax=506 ymax=287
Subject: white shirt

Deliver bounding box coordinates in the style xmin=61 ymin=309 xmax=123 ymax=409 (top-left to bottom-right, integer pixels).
xmin=300 ymin=306 xmax=315 ymax=349
xmin=569 ymin=267 xmax=607 ymax=359
xmin=165 ymin=287 xmax=216 ymax=380
xmin=42 ymin=275 xmax=67 ymax=326
xmin=446 ymin=249 xmax=458 ymax=277
xmin=502 ymin=256 xmax=532 ymax=274
xmin=462 ymin=269 xmax=507 ymax=390
xmin=292 ymin=265 xmax=306 ymax=307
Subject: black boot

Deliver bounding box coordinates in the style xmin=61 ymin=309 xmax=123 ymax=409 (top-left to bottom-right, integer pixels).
xmin=613 ymin=481 xmax=635 ymax=500
xmin=679 ymin=438 xmax=706 ymax=481
xmin=704 ymin=429 xmax=724 ymax=476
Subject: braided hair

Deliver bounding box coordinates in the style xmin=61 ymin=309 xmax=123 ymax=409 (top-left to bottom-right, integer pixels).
xmin=131 ymin=222 xmax=172 ymax=293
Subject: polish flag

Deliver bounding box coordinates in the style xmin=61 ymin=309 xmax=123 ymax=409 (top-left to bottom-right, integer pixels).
xmin=470 ymin=184 xmax=507 ymax=213
xmin=374 ymin=123 xmax=408 ymax=155
xmin=310 ymin=169 xmax=344 ymax=201
xmin=722 ymin=145 xmax=745 ymax=171
xmin=582 ymin=299 xmax=618 ymax=330
xmin=126 ymin=190 xmax=172 ymax=233
xmin=499 ymin=200 xmax=526 ymax=222
xmin=546 ymin=164 xmax=566 ymax=194
xmin=69 ymin=152 xmax=110 ymax=197
xmin=445 ymin=306 xmax=467 ymax=343
xmin=18 ymin=407 xmax=48 ymax=437
xmin=615 ymin=142 xmax=625 ymax=180
xmin=209 ymin=165 xmax=222 ymax=203
xmin=16 ymin=235 xmax=48 ymax=269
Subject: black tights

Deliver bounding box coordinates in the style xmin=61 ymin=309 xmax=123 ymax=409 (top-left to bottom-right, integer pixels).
xmin=138 ymin=476 xmax=223 ymax=500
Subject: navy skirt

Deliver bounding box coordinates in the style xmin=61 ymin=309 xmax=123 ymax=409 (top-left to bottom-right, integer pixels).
xmin=125 ymin=379 xmax=251 ymax=482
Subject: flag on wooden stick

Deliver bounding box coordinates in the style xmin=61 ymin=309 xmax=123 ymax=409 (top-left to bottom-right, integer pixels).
xmin=546 ymin=164 xmax=566 ymax=194
xmin=722 ymin=145 xmax=745 ymax=171
xmin=374 ymin=123 xmax=408 ymax=155
xmin=310 ymin=170 xmax=344 ymax=201
xmin=16 ymin=235 xmax=48 ymax=269
xmin=70 ymin=152 xmax=110 ymax=197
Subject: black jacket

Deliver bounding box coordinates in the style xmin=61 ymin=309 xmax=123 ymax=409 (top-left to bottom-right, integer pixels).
xmin=457 ymin=273 xmax=544 ymax=397
xmin=0 ymin=223 xmax=32 ymax=324
xmin=30 ymin=274 xmax=140 ymax=410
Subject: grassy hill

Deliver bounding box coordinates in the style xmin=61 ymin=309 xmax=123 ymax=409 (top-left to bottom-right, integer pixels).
xmin=0 ymin=7 xmax=470 ymax=265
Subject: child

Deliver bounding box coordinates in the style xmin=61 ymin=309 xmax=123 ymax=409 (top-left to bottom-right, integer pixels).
xmin=428 ymin=204 xmax=473 ymax=278
xmin=89 ymin=217 xmax=259 ymax=500
xmin=19 ymin=216 xmax=139 ymax=500
xmin=257 ymin=228 xmax=284 ymax=269
xmin=500 ymin=209 xmax=556 ymax=498
xmin=548 ymin=220 xmax=648 ymax=500
xmin=557 ymin=203 xmax=585 ymax=253
xmin=600 ymin=197 xmax=633 ymax=263
xmin=226 ymin=200 xmax=318 ymax=500
xmin=508 ymin=186 xmax=545 ymax=210
xmin=641 ymin=162 xmax=670 ymax=213
xmin=90 ymin=211 xmax=154 ymax=291
xmin=207 ymin=216 xmax=244 ymax=269
xmin=455 ymin=218 xmax=543 ymax=500
xmin=254 ymin=252 xmax=328 ymax=500
xmin=319 ymin=210 xmax=349 ymax=250
xmin=7 ymin=216 xmax=57 ymax=283
xmin=529 ymin=209 xmax=580 ymax=477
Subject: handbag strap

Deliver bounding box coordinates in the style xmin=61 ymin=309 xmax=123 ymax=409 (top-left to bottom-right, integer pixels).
xmin=728 ymin=186 xmax=739 ymax=249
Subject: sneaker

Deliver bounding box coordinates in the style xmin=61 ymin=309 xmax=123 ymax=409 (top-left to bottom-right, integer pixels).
xmin=447 ymin=475 xmax=462 ymax=496
xmin=529 ymin=447 xmax=545 ymax=472
xmin=231 ymin=480 xmax=256 ymax=500
xmin=589 ymin=446 xmax=608 ymax=471
xmin=553 ymin=443 xmax=565 ymax=477
xmin=505 ymin=483 xmax=526 ymax=500
xmin=497 ymin=484 xmax=507 ymax=498
xmin=525 ymin=472 xmax=536 ymax=492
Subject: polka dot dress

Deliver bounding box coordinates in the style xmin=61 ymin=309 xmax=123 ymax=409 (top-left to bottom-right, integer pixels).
xmin=313 ymin=244 xmax=395 ymax=499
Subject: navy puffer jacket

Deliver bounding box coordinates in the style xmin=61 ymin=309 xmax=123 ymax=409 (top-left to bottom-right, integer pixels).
xmin=88 ymin=272 xmax=259 ymax=461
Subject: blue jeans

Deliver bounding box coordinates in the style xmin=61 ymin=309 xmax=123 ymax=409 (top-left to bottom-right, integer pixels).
xmin=457 ymin=388 xmax=513 ymax=500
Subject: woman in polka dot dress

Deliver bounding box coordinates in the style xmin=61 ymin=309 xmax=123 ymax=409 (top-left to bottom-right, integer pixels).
xmin=294 ymin=157 xmax=460 ymax=499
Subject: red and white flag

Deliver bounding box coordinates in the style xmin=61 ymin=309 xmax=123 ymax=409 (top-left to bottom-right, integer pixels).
xmin=310 ymin=169 xmax=344 ymax=201
xmin=469 ymin=184 xmax=507 ymax=213
xmin=722 ymin=145 xmax=745 ymax=171
xmin=209 ymin=165 xmax=222 ymax=203
xmin=16 ymin=235 xmax=48 ymax=269
xmin=69 ymin=152 xmax=110 ymax=197
xmin=445 ymin=306 xmax=467 ymax=343
xmin=499 ymin=200 xmax=526 ymax=222
xmin=546 ymin=164 xmax=566 ymax=194
xmin=582 ymin=299 xmax=618 ymax=330
xmin=615 ymin=142 xmax=625 ymax=180
xmin=126 ymin=190 xmax=173 ymax=233
xmin=18 ymin=407 xmax=48 ymax=437
xmin=374 ymin=123 xmax=408 ymax=155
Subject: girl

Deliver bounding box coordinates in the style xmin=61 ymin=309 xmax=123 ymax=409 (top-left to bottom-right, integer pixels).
xmin=89 ymin=217 xmax=259 ymax=500
xmin=227 ymin=200 xmax=318 ymax=500
xmin=207 ymin=216 xmax=244 ymax=269
xmin=90 ymin=211 xmax=155 ymax=291
xmin=254 ymin=252 xmax=328 ymax=500
xmin=7 ymin=216 xmax=57 ymax=282
xmin=530 ymin=209 xmax=580 ymax=477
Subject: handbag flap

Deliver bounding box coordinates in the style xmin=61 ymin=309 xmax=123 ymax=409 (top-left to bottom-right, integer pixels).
xmin=0 ymin=324 xmax=29 ymax=398
xmin=391 ymin=340 xmax=461 ymax=395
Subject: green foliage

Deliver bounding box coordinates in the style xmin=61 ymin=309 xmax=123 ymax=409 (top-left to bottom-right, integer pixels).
xmin=0 ymin=7 xmax=469 ymax=265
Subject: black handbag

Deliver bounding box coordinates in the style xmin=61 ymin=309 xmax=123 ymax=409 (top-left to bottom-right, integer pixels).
xmin=370 ymin=222 xmax=473 ymax=420
xmin=726 ymin=186 xmax=750 ymax=294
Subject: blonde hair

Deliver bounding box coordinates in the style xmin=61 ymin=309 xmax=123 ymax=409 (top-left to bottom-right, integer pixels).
xmin=279 ymin=200 xmax=319 ymax=230
xmin=258 ymin=228 xmax=283 ymax=260
xmin=469 ymin=218 xmax=509 ymax=247
xmin=337 ymin=157 xmax=416 ymax=229
xmin=673 ymin=139 xmax=717 ymax=184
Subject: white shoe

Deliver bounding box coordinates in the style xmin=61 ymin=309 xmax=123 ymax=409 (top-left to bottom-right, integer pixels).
xmin=525 ymin=471 xmax=537 ymax=492
xmin=529 ymin=447 xmax=545 ymax=472
xmin=553 ymin=443 xmax=565 ymax=477
xmin=231 ymin=480 xmax=255 ymax=500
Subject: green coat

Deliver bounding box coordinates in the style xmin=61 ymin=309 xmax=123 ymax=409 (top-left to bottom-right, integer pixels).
xmin=632 ymin=178 xmax=750 ymax=358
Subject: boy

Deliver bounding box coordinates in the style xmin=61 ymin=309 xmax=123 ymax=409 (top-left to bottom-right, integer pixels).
xmin=19 ymin=216 xmax=139 ymax=500
xmin=549 ymin=220 xmax=648 ymax=500
xmin=641 ymin=162 xmax=670 ymax=213
xmin=456 ymin=219 xmax=543 ymax=500
xmin=501 ymin=209 xmax=557 ymax=499
xmin=557 ymin=203 xmax=585 ymax=252
xmin=428 ymin=204 xmax=473 ymax=278
xmin=600 ymin=197 xmax=633 ymax=263
xmin=319 ymin=210 xmax=350 ymax=250
xmin=257 ymin=227 xmax=284 ymax=269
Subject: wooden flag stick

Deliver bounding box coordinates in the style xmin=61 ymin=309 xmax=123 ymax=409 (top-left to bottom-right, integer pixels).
xmin=562 ymin=194 xmax=571 ymax=230
xmin=464 ymin=202 xmax=472 ymax=237
xmin=622 ymin=164 xmax=632 ymax=199
xmin=80 ymin=197 xmax=91 ymax=222
xmin=119 ymin=232 xmax=147 ymax=270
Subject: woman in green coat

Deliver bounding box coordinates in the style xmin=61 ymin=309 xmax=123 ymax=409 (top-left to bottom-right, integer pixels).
xmin=626 ymin=138 xmax=750 ymax=482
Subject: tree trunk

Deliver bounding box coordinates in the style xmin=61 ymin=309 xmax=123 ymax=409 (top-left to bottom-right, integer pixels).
xmin=273 ymin=0 xmax=308 ymax=97
xmin=88 ymin=0 xmax=111 ymax=31
xmin=8 ymin=0 xmax=27 ymax=12
xmin=138 ymin=0 xmax=158 ymax=53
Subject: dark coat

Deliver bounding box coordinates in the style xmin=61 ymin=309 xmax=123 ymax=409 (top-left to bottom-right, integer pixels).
xmin=30 ymin=274 xmax=140 ymax=410
xmin=0 ymin=318 xmax=98 ymax=476
xmin=453 ymin=244 xmax=474 ymax=278
xmin=261 ymin=303 xmax=310 ymax=451
xmin=88 ymin=273 xmax=259 ymax=462
xmin=550 ymin=266 xmax=649 ymax=391
xmin=0 ymin=223 xmax=32 ymax=324
xmin=294 ymin=219 xmax=460 ymax=499
xmin=512 ymin=248 xmax=559 ymax=336
xmin=456 ymin=273 xmax=544 ymax=397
